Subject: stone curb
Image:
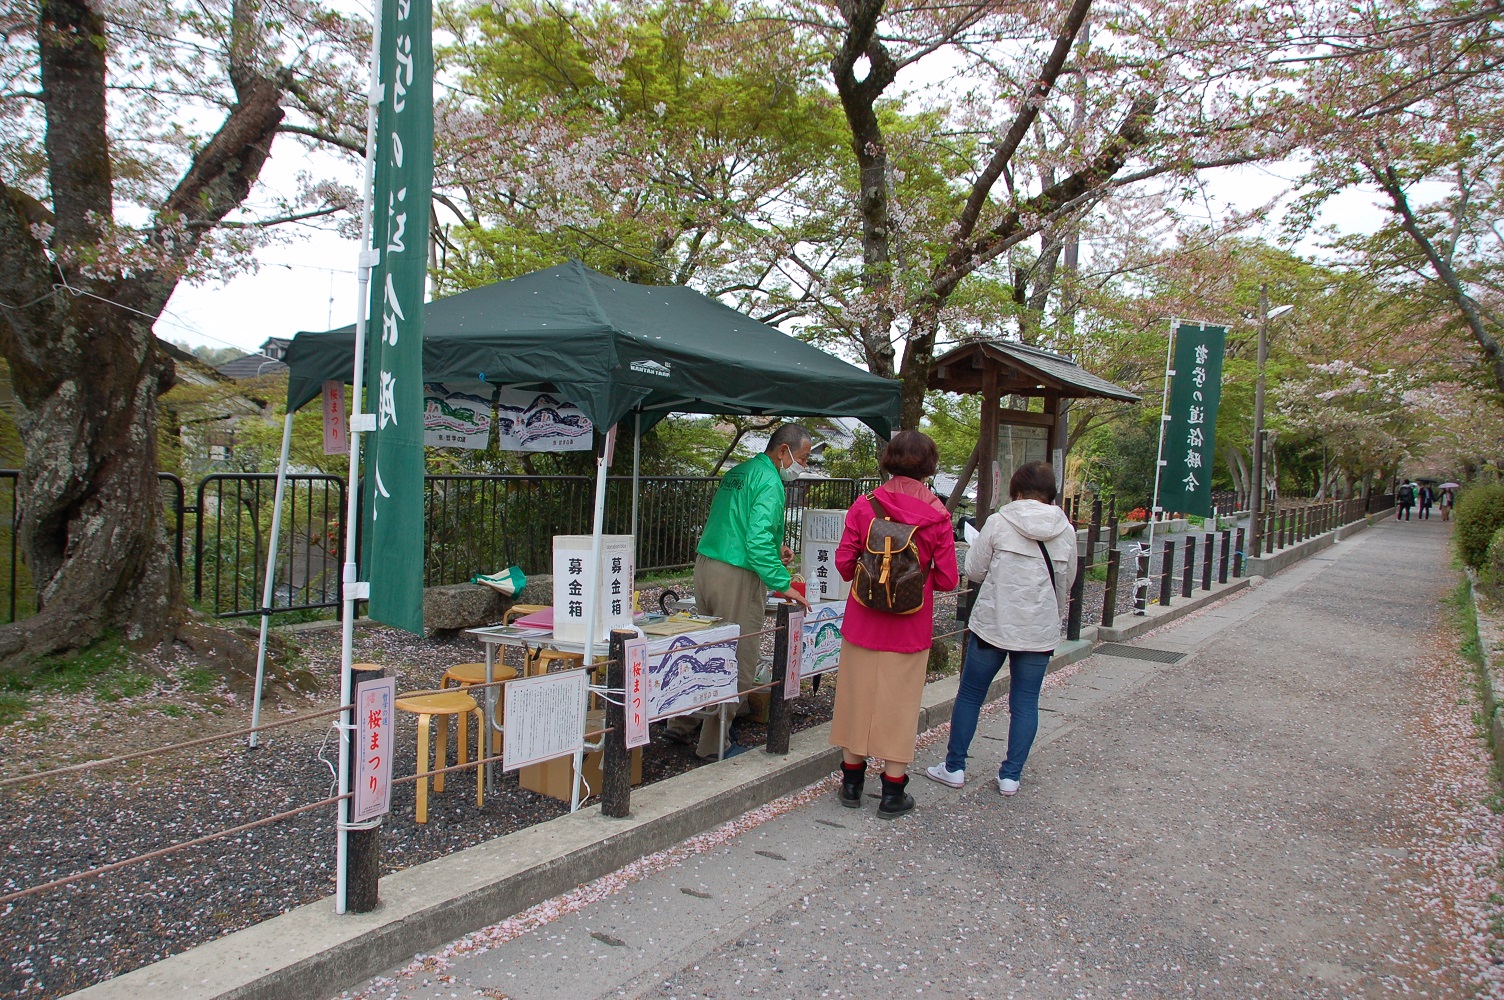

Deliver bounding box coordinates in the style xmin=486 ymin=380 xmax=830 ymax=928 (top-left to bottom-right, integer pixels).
xmin=69 ymin=523 xmax=1351 ymax=1000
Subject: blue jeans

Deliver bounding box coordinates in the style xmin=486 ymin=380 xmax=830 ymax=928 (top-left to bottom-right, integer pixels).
xmin=944 ymin=635 xmax=1051 ymax=780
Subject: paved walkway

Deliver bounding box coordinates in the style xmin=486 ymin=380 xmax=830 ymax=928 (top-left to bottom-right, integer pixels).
xmin=340 ymin=516 xmax=1466 ymax=999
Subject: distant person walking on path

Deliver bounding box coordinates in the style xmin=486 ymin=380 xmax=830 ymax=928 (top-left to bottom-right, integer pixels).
xmin=669 ymin=423 xmax=811 ymax=758
xmin=926 ymin=461 xmax=1076 ymax=798
xmin=1418 ymin=485 xmax=1434 ymax=520
xmin=830 ymin=430 xmax=958 ymax=819
xmin=1441 ymin=488 xmax=1455 ymax=521
xmin=1397 ymin=481 xmax=1415 ymax=520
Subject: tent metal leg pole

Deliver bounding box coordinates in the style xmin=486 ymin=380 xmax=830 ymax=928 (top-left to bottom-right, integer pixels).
xmin=250 ymin=413 xmax=295 ymax=748
xmin=631 ymin=411 xmax=641 ymax=568
xmin=576 ymin=426 xmax=614 ymax=813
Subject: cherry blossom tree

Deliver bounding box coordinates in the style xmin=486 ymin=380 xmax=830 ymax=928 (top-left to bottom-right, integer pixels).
xmin=0 ymin=0 xmax=365 ymax=669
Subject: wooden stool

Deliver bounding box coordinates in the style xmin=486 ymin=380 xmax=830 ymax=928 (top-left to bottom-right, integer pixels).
xmin=394 ymin=691 xmax=484 ymax=824
xmin=440 ymin=662 xmax=518 ymax=753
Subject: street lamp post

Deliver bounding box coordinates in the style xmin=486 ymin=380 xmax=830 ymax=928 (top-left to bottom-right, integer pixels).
xmin=1248 ymin=285 xmax=1292 ymax=560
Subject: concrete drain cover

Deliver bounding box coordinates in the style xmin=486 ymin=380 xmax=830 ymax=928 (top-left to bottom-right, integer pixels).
xmin=1095 ymin=643 xmax=1187 ymax=664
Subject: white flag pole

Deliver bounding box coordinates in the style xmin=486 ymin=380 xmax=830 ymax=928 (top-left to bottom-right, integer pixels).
xmin=575 ymin=425 xmax=615 ymax=813
xmin=249 ymin=412 xmax=295 ymax=747
xmin=334 ymin=0 xmax=385 ymax=916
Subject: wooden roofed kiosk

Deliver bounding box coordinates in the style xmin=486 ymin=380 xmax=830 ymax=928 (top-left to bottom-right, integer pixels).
xmin=928 ymin=340 xmax=1141 ymax=520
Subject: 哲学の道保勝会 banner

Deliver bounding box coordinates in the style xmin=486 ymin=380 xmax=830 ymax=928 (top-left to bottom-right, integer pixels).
xmin=1157 ymin=322 xmax=1226 ymax=518
xmin=360 ymin=0 xmax=433 ymax=634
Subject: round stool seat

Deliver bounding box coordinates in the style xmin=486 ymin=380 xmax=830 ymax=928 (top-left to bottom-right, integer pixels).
xmin=441 ymin=662 xmax=518 ymax=688
xmin=395 ymin=691 xmax=478 ymax=715
xmin=504 ymin=603 xmax=549 ymax=624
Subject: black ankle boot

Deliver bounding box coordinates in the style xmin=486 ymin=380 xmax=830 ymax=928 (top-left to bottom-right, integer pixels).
xmin=839 ymin=762 xmax=865 ymax=808
xmin=877 ymin=773 xmax=915 ymax=819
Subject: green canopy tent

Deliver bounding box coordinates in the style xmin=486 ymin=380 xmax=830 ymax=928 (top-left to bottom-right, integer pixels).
xmin=259 ymin=261 xmax=899 ymax=795
xmin=284 ymin=259 xmax=899 ymax=435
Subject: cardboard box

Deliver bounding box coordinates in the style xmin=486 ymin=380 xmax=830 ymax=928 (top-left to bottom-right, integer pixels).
xmin=519 ymin=710 xmax=643 ymax=802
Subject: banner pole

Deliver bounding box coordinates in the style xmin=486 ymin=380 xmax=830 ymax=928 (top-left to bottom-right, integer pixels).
xmin=1143 ymin=317 xmax=1177 ymax=610
xmin=249 ymin=412 xmax=295 ymax=748
xmin=335 ymin=0 xmax=385 ymax=916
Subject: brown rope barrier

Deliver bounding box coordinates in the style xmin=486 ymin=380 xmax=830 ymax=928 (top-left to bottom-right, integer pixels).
xmin=0 ymin=703 xmax=355 ymax=789
xmin=0 ymin=791 xmax=352 ymax=906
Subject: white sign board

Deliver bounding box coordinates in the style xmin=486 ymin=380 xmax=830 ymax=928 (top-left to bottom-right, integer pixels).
xmin=800 ymin=508 xmax=850 ymax=603
xmin=801 ymin=601 xmax=846 ymax=679
xmin=322 ymin=380 xmax=348 ymax=456
xmin=553 ymin=535 xmax=634 ymax=643
xmin=648 ymin=624 xmax=740 ymax=721
xmin=503 ymin=669 xmax=589 ymax=772
xmin=624 ymin=636 xmax=650 ymax=750
xmin=423 ymin=383 xmax=492 ymax=450
xmin=352 ymin=676 xmax=395 ymax=822
xmin=783 ymin=610 xmax=804 ymax=700
xmin=496 ymin=389 xmax=593 ymax=452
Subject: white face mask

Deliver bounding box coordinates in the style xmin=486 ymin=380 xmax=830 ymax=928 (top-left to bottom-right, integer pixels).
xmin=780 ymin=450 xmax=805 ymax=482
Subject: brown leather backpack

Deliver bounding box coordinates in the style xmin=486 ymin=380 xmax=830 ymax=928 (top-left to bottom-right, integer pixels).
xmin=851 ymin=494 xmax=927 ymax=615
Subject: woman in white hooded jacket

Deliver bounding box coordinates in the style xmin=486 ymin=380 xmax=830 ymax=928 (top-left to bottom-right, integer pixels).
xmin=926 ymin=461 xmax=1076 ymax=796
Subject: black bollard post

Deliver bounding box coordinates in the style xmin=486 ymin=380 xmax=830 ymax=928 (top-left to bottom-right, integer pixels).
xmin=1133 ymin=547 xmax=1150 ymax=616
xmin=1067 ymin=555 xmax=1086 ymax=641
xmin=601 ymin=629 xmax=633 ymax=818
xmin=1219 ymin=530 xmax=1231 ymax=584
xmin=1233 ymin=527 xmax=1246 ymax=577
xmin=347 ymin=663 xmax=386 ymax=914
xmin=1161 ymin=541 xmax=1177 ymax=606
xmin=1087 ymin=499 xmax=1103 ymax=568
xmin=766 ymin=603 xmax=793 ymax=756
xmin=1102 ymin=549 xmax=1122 ymax=627
xmin=1201 ymin=533 xmax=1214 ymax=590
xmin=1181 ymin=536 xmax=1195 ymax=598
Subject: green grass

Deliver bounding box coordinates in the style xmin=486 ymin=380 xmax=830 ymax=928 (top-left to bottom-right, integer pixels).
xmin=0 ymin=634 xmax=154 ymax=725
xmin=178 ymin=666 xmax=218 ymax=694
xmin=1085 ymin=563 xmax=1110 ymax=583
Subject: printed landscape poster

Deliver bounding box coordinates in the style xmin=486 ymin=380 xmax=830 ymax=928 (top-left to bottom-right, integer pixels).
xmin=801 ymin=602 xmax=845 ymax=679
xmin=648 ymin=625 xmax=739 ymax=720
xmin=495 ymin=388 xmax=593 ymax=452
xmin=423 ymin=383 xmax=492 ymax=449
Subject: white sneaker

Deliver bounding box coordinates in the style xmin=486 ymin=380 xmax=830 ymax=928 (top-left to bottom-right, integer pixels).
xmin=924 ymin=763 xmax=965 ymax=788
xmin=997 ymin=777 xmax=1021 ymax=796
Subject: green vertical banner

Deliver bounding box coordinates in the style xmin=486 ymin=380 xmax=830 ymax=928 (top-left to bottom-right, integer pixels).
xmin=1157 ymin=322 xmax=1226 ymax=518
xmin=360 ymin=0 xmax=432 ymax=634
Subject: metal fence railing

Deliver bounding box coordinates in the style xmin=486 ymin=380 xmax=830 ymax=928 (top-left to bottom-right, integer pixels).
xmin=0 ymin=471 xmax=886 ymax=624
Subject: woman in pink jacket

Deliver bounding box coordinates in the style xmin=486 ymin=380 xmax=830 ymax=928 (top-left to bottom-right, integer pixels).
xmin=830 ymin=430 xmax=959 ymax=818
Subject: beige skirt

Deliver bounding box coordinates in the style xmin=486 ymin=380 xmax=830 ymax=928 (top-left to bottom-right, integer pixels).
xmin=827 ymin=640 xmax=928 ymax=763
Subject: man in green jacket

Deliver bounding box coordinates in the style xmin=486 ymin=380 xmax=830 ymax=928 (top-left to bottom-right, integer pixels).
xmin=669 ymin=423 xmax=813 ymax=757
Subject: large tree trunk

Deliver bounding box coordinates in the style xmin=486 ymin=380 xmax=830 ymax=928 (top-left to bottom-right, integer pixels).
xmin=0 ymin=312 xmax=182 ymax=662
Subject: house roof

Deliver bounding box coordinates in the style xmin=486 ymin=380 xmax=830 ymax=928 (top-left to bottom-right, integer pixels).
xmin=927 ymin=339 xmax=1140 ymax=403
xmin=217 ymin=353 xmax=289 ymax=380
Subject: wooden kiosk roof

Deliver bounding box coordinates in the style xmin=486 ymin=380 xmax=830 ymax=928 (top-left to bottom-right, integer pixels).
xmin=927 ymin=340 xmax=1140 ymax=403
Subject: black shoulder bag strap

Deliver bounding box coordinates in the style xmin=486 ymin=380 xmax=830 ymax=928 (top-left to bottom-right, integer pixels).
xmin=1036 ymin=540 xmax=1058 ymax=595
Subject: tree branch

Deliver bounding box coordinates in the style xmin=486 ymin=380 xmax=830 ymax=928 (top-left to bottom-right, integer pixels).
xmin=276 ymin=123 xmax=364 ymax=154
xmin=952 ymin=0 xmax=1094 ymax=248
